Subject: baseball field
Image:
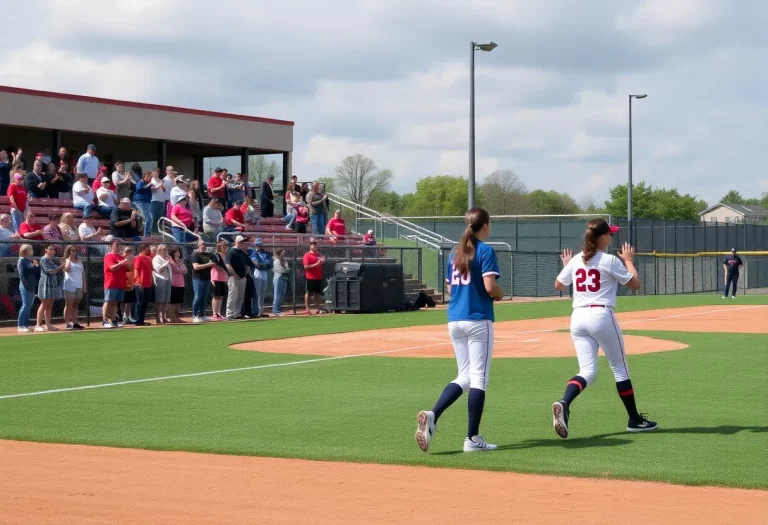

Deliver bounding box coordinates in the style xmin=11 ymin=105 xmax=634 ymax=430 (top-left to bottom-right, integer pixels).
xmin=1 ymin=294 xmax=767 ymax=523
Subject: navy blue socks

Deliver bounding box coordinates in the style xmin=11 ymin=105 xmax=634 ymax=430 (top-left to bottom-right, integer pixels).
xmin=467 ymin=388 xmax=486 ymax=438
xmin=432 ymin=382 xmax=464 ymax=422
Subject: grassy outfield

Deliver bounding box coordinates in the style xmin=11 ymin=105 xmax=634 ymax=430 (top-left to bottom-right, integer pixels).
xmin=1 ymin=294 xmax=767 ymax=488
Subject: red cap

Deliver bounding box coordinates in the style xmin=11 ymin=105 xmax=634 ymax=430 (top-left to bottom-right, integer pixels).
xmin=35 ymin=152 xmax=44 ymax=158
xmin=609 ymin=225 xmax=620 ymax=234
xmin=100 ymin=166 xmax=108 ymax=172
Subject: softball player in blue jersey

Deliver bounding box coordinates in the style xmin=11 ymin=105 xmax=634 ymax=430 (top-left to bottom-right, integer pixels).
xmin=415 ymin=208 xmax=504 ymax=453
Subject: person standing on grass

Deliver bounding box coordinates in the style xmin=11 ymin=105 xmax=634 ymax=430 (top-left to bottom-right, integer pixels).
xmin=152 ymin=244 xmax=172 ymax=324
xmin=191 ymin=239 xmax=216 ymax=323
xmin=722 ymin=248 xmax=743 ymax=299
xmin=62 ymin=245 xmax=85 ymax=330
xmin=103 ymin=240 xmax=132 ymax=329
xmin=120 ymin=246 xmax=137 ymax=325
xmin=249 ymin=237 xmax=273 ymax=317
xmin=414 ymin=208 xmax=504 ymax=454
xmin=133 ymin=243 xmax=154 ymax=326
xmin=16 ymin=244 xmax=40 ymax=333
xmin=167 ymin=246 xmax=187 ymax=323
xmin=302 ymin=241 xmax=325 ymax=315
xmin=225 ymin=235 xmax=255 ymax=319
xmin=35 ymin=243 xmax=66 ymax=332
xmin=272 ymin=248 xmax=290 ymax=317
xmin=210 ymin=240 xmax=231 ymax=320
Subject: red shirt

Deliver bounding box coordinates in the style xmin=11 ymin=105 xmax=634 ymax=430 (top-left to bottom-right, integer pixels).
xmin=208 ymin=175 xmax=225 ymax=198
xmin=133 ymin=254 xmax=153 ymax=288
xmin=19 ymin=222 xmax=43 ymax=238
xmin=7 ymin=184 xmax=27 ymax=212
xmin=363 ymin=233 xmax=375 ymax=244
xmin=171 ymin=204 xmax=194 ymax=227
xmin=225 ymin=207 xmax=244 ymax=226
xmin=104 ymin=253 xmax=127 ymax=290
xmin=327 ymin=218 xmax=346 ymax=236
xmin=303 ymin=251 xmax=324 ymax=280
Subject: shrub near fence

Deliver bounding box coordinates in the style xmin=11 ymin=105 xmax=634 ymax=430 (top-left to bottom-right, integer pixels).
xmin=0 ymin=241 xmax=423 ymax=325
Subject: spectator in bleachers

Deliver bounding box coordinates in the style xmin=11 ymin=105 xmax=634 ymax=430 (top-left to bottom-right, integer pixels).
xmin=260 ymin=174 xmax=275 ymax=218
xmin=363 ymin=229 xmax=376 ymax=246
xmin=272 ymin=248 xmax=290 ymax=317
xmin=163 ymin=166 xmax=176 ymax=217
xmin=294 ymin=195 xmax=309 ymax=234
xmin=224 ymin=200 xmax=246 ymax=231
xmin=78 ymin=215 xmax=106 ymax=242
xmin=0 ymin=149 xmax=10 ymax=195
xmin=299 ymin=182 xmax=309 ymax=203
xmin=58 ymin=147 xmax=77 ymax=175
xmin=150 ymin=167 xmax=167 ymax=233
xmin=62 ymin=245 xmax=85 ymax=330
xmin=76 ymin=144 xmax=100 ymax=184
xmin=249 ymin=237 xmax=273 ymax=317
xmin=241 ymin=196 xmax=262 ymax=225
xmin=167 ymin=246 xmax=187 ymax=323
xmin=26 ymin=160 xmax=47 ymax=200
xmin=207 ymin=167 xmax=227 ymax=204
xmin=170 ymin=195 xmax=195 ymax=243
xmin=10 ymin=147 xmax=24 ymax=171
xmin=132 ymin=243 xmax=154 ymax=326
xmin=47 ymin=162 xmax=70 ymax=199
xmin=19 ymin=213 xmax=44 ymax=241
xmin=302 ymin=241 xmax=325 ymax=315
xmin=16 ymin=244 xmax=40 ymax=332
xmin=171 ymin=176 xmax=189 ymax=206
xmin=112 ymin=161 xmax=135 ymax=201
xmin=92 ymin=166 xmax=109 ymax=191
xmin=110 ymin=198 xmax=142 ymax=241
xmin=189 ymin=180 xmax=203 ymax=229
xmin=152 ymin=244 xmax=172 ymax=324
xmin=190 ymin=239 xmax=215 ymax=323
xmin=35 ymin=243 xmax=65 ymax=332
xmin=228 ymin=173 xmax=246 ymax=204
xmin=43 ymin=214 xmax=63 ymax=254
xmin=0 ymin=214 xmax=19 ymax=256
xmin=72 ymin=173 xmax=95 ymax=218
xmin=96 ymin=176 xmax=117 ymax=217
xmin=103 ymin=239 xmax=132 ymax=329
xmin=325 ymin=210 xmax=346 ymax=243
xmin=202 ymin=198 xmax=225 ymax=240
xmin=120 ymin=246 xmax=137 ymax=325
xmin=308 ymin=182 xmax=328 ymax=236
xmin=8 ymin=172 xmax=27 ymax=232
xmin=133 ymin=171 xmax=153 ymax=237
xmin=210 ymin=240 xmax=230 ymax=320
xmin=225 ymin=235 xmax=254 ymax=319
xmin=59 ymin=213 xmax=78 ymax=242
xmin=129 ymin=163 xmax=143 ymax=185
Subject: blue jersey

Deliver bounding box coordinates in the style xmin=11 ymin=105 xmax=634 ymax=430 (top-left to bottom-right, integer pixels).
xmin=446 ymin=241 xmax=500 ymax=322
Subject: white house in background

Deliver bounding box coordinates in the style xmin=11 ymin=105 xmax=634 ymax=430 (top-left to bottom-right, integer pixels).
xmin=699 ymin=203 xmax=768 ymax=223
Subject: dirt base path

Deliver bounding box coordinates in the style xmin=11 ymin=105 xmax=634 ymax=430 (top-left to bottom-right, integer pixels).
xmin=1 ymin=440 xmax=765 ymax=525
xmin=233 ymin=304 xmax=768 ymax=358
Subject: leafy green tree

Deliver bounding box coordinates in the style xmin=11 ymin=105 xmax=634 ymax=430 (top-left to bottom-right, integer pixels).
xmin=480 ymin=170 xmax=533 ymax=214
xmin=720 ymin=190 xmax=744 ymax=204
xmin=528 ymin=189 xmax=580 ymax=214
xmin=605 ymin=182 xmax=707 ymax=220
xmin=400 ymin=176 xmax=481 ymax=216
xmin=248 ymin=155 xmax=280 ymax=185
xmin=367 ymin=189 xmax=402 ymax=215
xmin=316 ymin=177 xmax=335 ymax=194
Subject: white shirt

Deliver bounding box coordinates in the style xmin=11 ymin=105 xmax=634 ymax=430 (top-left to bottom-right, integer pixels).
xmin=162 ymin=176 xmax=174 ymax=201
xmin=76 ymin=153 xmax=100 ymax=180
xmin=96 ymin=187 xmax=116 ymax=208
xmin=152 ymin=255 xmax=171 ymax=281
xmin=78 ymin=222 xmax=96 ymax=240
xmin=72 ymin=181 xmax=94 ymax=207
xmin=556 ymin=250 xmax=633 ymax=309
xmin=63 ymin=260 xmax=84 ymax=291
xmin=150 ymin=179 xmax=166 ymax=202
xmin=203 ymin=205 xmax=222 ymax=228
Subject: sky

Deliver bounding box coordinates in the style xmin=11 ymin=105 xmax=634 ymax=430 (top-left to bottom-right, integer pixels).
xmin=3 ymin=0 xmax=767 ymax=206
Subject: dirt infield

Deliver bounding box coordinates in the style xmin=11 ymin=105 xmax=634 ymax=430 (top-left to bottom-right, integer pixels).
xmin=232 ymin=305 xmax=767 ymax=358
xmin=2 ymin=440 xmax=766 ymax=525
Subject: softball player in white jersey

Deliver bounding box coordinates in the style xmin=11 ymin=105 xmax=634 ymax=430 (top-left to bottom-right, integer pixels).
xmin=551 ymin=218 xmax=657 ymax=438
xmin=414 ymin=208 xmax=504 ymax=453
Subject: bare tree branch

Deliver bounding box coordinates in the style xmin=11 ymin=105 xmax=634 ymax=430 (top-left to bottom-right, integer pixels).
xmin=333 ymin=154 xmax=393 ymax=206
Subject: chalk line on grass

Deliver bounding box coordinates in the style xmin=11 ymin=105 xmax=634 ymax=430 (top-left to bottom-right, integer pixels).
xmin=1 ymin=305 xmax=763 ymax=401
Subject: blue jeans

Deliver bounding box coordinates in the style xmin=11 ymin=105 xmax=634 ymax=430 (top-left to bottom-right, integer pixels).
xmin=272 ymin=277 xmax=286 ymax=314
xmin=133 ymin=285 xmax=151 ymax=324
xmin=97 ymin=205 xmax=114 ymax=218
xmin=252 ymin=276 xmax=267 ymax=315
xmin=192 ymin=279 xmax=210 ymax=318
xmin=18 ymin=284 xmax=35 ymax=328
xmin=283 ymin=211 xmax=296 ymax=227
xmin=10 ymin=209 xmax=23 ymax=232
xmin=311 ymin=213 xmax=325 ymax=236
xmin=74 ymin=202 xmax=94 ymax=219
xmin=134 ymin=201 xmax=152 ymax=236
xmin=150 ymin=201 xmax=166 ymax=233
xmin=172 ymin=227 xmax=193 ymax=243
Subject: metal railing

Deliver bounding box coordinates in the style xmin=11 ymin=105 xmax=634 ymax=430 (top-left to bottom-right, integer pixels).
xmin=158 ymin=217 xmax=203 ymax=244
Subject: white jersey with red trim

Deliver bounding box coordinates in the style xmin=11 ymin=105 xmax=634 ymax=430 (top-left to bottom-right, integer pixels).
xmin=556 ymin=250 xmax=633 ymax=309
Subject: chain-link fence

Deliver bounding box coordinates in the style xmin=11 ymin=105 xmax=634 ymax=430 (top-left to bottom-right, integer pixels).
xmin=0 ymin=240 xmax=423 ymax=325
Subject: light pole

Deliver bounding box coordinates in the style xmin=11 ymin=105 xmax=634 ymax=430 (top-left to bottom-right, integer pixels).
xmin=469 ymin=41 xmax=497 ymax=210
xmin=628 ymin=93 xmax=647 ymax=245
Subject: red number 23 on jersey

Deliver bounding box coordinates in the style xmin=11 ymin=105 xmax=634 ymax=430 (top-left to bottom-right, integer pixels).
xmin=575 ymin=268 xmax=601 ymax=292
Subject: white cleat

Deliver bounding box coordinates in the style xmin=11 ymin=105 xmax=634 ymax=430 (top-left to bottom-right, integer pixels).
xmin=463 ymin=435 xmax=497 ymax=452
xmin=415 ymin=410 xmax=436 ymax=452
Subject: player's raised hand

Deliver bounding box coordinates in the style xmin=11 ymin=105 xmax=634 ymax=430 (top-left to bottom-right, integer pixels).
xmin=560 ymin=248 xmax=572 ymax=266
xmin=618 ymin=243 xmax=635 ymax=263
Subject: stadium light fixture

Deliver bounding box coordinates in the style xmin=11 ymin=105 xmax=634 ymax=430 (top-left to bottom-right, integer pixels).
xmin=469 ymin=41 xmax=498 ymax=210
xmin=628 ymin=94 xmax=648 ymax=245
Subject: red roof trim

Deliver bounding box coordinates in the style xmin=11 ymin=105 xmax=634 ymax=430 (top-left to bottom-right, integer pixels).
xmin=0 ymin=85 xmax=294 ymax=127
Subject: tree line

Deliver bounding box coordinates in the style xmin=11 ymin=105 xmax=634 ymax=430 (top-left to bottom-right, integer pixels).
xmin=322 ymin=154 xmax=767 ymax=220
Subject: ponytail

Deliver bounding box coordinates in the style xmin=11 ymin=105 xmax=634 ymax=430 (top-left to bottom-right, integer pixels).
xmin=582 ymin=218 xmax=612 ymax=264
xmin=452 ymin=208 xmax=490 ymax=276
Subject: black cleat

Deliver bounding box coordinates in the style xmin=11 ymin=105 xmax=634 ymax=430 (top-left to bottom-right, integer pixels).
xmin=552 ymin=401 xmax=569 ymax=439
xmin=627 ymin=415 xmax=658 ymax=433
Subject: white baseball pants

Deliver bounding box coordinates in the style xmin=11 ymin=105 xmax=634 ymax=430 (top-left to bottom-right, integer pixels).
xmin=570 ymin=307 xmax=630 ymax=386
xmin=448 ymin=320 xmax=494 ymax=392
